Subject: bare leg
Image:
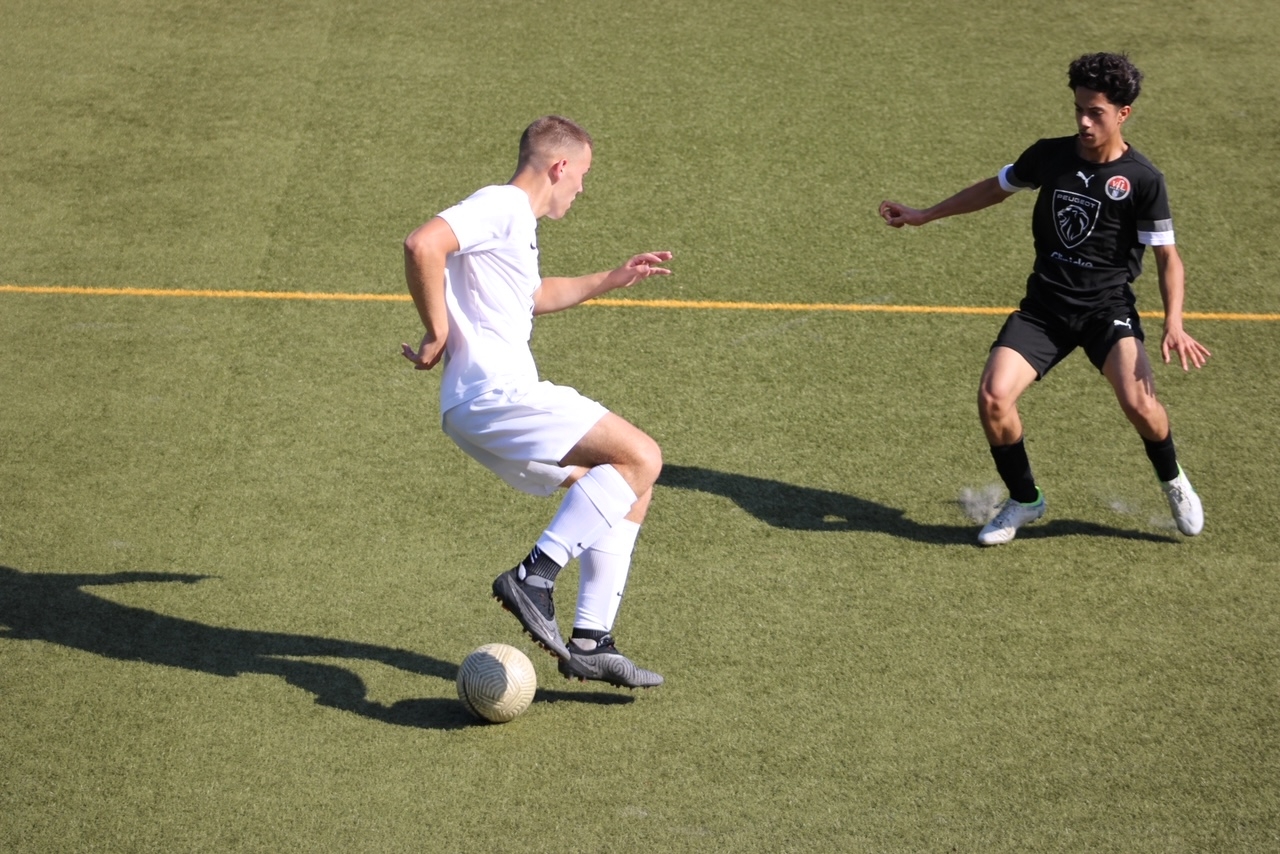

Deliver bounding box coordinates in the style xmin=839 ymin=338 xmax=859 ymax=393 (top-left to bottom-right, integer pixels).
xmin=1101 ymin=337 xmax=1170 ymax=441
xmin=975 ymin=347 xmax=1045 ymax=545
xmin=492 ymin=414 xmax=663 ymax=661
xmin=558 ymin=412 xmax=662 ymax=523
xmin=1101 ymin=336 xmax=1203 ymax=534
xmin=977 ymin=346 xmax=1039 ymax=445
xmin=548 ymin=413 xmax=663 ymax=684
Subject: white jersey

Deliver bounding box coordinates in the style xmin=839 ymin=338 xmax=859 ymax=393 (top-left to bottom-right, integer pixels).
xmin=436 ymin=184 xmax=542 ymax=411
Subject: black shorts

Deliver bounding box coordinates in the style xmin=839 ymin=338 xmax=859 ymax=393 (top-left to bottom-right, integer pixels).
xmin=991 ymin=296 xmax=1145 ymax=379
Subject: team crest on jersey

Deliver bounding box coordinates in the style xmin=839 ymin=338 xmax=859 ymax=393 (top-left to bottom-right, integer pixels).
xmin=1052 ymin=189 xmax=1101 ymax=249
xmin=1105 ymin=175 xmax=1131 ymax=201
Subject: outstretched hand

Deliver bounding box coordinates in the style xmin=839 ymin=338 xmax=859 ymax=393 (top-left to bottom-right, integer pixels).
xmin=605 ymin=251 xmax=674 ymax=290
xmin=878 ymin=200 xmax=927 ymax=228
xmin=1162 ymin=325 xmax=1211 ymax=372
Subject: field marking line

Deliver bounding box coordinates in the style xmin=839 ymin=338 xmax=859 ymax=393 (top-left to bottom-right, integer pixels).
xmin=0 ymin=284 xmax=405 ymax=302
xmin=590 ymin=298 xmax=1280 ymax=322
xmin=2 ymin=284 xmax=1278 ymax=322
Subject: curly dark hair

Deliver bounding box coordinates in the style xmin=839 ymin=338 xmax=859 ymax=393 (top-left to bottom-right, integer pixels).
xmin=1067 ymin=53 xmax=1143 ymax=106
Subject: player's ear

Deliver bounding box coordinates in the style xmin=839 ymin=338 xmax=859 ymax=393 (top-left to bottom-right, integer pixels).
xmin=548 ymin=158 xmax=568 ymax=181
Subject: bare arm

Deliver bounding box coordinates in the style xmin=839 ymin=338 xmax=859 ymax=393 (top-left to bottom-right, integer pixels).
xmin=532 ymin=251 xmax=673 ymax=316
xmin=1153 ymin=243 xmax=1211 ymax=371
xmin=401 ymin=217 xmax=460 ymax=370
xmin=879 ymin=176 xmax=1014 ymax=228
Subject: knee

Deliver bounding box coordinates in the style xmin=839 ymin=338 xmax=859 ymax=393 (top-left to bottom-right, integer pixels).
xmin=604 ymin=428 xmax=662 ymax=493
xmin=1119 ymin=393 xmax=1165 ymax=428
xmin=633 ymin=433 xmax=663 ymax=486
xmin=977 ymin=383 xmax=1014 ymax=423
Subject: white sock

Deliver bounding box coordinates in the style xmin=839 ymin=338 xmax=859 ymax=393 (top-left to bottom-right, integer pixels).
xmin=534 ymin=465 xmax=637 ymax=566
xmin=574 ymin=520 xmax=641 ymax=634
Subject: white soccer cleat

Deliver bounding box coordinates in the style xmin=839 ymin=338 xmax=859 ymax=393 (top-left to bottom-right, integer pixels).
xmin=978 ymin=489 xmax=1046 ymax=546
xmin=1161 ymin=466 xmax=1204 ymax=536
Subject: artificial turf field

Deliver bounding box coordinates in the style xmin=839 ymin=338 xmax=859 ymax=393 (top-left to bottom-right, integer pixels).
xmin=2 ymin=0 xmax=1278 ymax=851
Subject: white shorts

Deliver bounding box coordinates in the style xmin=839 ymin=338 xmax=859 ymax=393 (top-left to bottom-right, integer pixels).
xmin=442 ymin=381 xmax=609 ymax=497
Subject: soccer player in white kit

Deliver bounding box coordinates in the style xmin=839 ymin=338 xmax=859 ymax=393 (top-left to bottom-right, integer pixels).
xmin=402 ymin=116 xmax=672 ymax=688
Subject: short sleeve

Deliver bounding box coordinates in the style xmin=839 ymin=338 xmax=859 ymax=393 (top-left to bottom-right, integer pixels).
xmin=1004 ymin=140 xmax=1046 ymax=191
xmin=1135 ymin=171 xmax=1175 ymax=246
xmin=437 ymin=188 xmax=516 ymax=255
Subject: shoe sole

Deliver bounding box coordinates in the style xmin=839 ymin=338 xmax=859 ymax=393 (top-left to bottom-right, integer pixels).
xmin=492 ymin=571 xmax=570 ymax=661
xmin=558 ymin=654 xmax=663 ymax=689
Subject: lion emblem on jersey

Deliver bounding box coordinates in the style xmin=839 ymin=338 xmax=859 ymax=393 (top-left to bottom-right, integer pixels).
xmin=1052 ymin=189 xmax=1101 ymax=249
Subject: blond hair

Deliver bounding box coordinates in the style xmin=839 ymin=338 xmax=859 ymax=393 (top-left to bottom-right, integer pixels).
xmin=517 ymin=115 xmax=593 ymax=170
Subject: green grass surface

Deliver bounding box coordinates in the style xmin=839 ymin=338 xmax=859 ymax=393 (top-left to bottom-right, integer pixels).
xmin=3 ymin=1 xmax=1278 ymax=851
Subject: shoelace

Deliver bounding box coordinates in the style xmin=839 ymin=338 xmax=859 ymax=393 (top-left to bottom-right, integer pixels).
xmin=519 ymin=577 xmax=556 ymax=618
xmin=992 ymin=501 xmax=1026 ymax=526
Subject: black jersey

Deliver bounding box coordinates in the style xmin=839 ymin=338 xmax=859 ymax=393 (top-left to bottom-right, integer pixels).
xmin=1002 ymin=136 xmax=1174 ymax=313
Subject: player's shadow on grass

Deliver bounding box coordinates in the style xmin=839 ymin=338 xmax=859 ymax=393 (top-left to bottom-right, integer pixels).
xmin=658 ymin=465 xmax=1175 ymax=545
xmin=0 ymin=566 xmax=629 ymax=731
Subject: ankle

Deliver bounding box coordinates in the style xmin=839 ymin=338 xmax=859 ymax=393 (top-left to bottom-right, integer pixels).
xmin=570 ymin=628 xmax=609 ymax=651
xmin=519 ymin=547 xmax=563 ymax=584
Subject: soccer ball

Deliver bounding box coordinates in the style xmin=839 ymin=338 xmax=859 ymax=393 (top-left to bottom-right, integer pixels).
xmin=456 ymin=643 xmax=537 ymax=723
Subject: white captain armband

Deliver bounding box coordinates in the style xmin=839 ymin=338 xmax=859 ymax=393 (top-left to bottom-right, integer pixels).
xmin=997 ymin=164 xmax=1033 ymax=193
xmin=1138 ymin=219 xmax=1176 ymax=246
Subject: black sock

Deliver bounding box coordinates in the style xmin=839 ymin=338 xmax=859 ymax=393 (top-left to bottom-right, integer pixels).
xmin=520 ymin=546 xmax=563 ymax=583
xmin=990 ymin=438 xmax=1039 ymax=504
xmin=570 ymin=628 xmax=609 ymax=643
xmin=1143 ymin=431 xmax=1180 ymax=482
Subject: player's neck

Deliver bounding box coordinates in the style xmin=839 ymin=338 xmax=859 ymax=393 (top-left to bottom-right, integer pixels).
xmin=508 ymin=170 xmax=550 ymax=218
xmin=1076 ymin=136 xmax=1128 ymax=164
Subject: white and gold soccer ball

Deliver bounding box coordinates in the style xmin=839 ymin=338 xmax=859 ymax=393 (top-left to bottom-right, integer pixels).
xmin=456 ymin=643 xmax=537 ymax=723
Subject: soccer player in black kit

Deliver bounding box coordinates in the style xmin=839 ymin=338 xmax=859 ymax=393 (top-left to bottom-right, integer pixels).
xmin=879 ymin=52 xmax=1210 ymax=545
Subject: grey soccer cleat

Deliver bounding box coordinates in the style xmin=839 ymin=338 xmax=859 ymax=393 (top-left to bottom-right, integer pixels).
xmin=1161 ymin=466 xmax=1204 ymax=536
xmin=977 ymin=488 xmax=1046 ymax=546
xmin=492 ymin=568 xmax=570 ymax=661
xmin=558 ymin=635 xmax=663 ymax=689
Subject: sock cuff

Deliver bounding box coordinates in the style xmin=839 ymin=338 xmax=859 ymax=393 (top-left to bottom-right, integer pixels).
xmin=523 ymin=546 xmax=563 ymax=581
xmin=1142 ymin=430 xmax=1180 ymax=482
xmin=574 ymin=465 xmax=638 ymax=526
xmin=533 ymin=533 xmax=572 ymax=568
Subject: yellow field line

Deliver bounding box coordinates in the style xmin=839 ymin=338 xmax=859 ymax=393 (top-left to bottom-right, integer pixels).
xmin=0 ymin=284 xmax=406 ymax=302
xmin=589 ymin=298 xmax=1280 ymax=322
xmin=587 ymin=297 xmax=1015 ymax=315
xmin=2 ymin=284 xmax=1278 ymax=322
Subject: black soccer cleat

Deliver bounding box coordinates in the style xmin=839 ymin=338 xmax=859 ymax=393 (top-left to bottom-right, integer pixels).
xmin=558 ymin=635 xmax=663 ymax=689
xmin=492 ymin=568 xmax=570 ymax=661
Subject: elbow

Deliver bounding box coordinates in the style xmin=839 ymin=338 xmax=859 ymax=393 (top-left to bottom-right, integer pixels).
xmin=404 ymin=218 xmax=458 ymax=263
xmin=403 ymin=231 xmax=425 ymax=259
xmin=404 ymin=220 xmax=439 ymax=258
xmin=404 ymin=231 xmax=441 ymax=272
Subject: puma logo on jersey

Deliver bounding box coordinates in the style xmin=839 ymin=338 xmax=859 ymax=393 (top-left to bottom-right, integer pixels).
xmin=1076 ymin=171 xmax=1094 ymax=187
xmin=1113 ymin=318 xmax=1132 ymax=329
